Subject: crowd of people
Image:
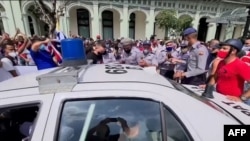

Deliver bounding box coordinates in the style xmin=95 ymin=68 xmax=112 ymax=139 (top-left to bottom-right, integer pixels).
xmin=0 ymin=27 xmax=250 ymax=106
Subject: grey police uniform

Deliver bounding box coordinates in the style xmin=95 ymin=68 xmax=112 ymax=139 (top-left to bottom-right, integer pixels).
xmin=182 ymin=42 xmax=208 ymax=85
xmin=102 ymin=53 xmax=116 ymax=64
xmin=142 ymin=53 xmax=158 ymax=66
xmin=121 ymin=47 xmax=143 ymax=65
xmin=175 ymin=52 xmax=189 ymax=72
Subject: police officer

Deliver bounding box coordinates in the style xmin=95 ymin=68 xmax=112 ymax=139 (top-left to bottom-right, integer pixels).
xmin=102 ymin=47 xmax=117 ymax=64
xmin=139 ymin=40 xmax=158 ymax=67
xmin=174 ymin=27 xmax=209 ymax=85
xmin=120 ymin=38 xmax=143 ymax=65
xmin=171 ymin=43 xmax=190 ymax=83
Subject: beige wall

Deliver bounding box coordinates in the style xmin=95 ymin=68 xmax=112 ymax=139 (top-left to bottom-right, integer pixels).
xmin=113 ymin=11 xmax=120 ymax=39
xmin=155 ymin=25 xmax=165 ymax=39
xmin=135 ymin=12 xmax=146 ymax=40
xmin=233 ymin=25 xmax=243 ymax=39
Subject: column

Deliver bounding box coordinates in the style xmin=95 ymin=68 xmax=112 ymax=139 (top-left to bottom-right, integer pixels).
xmin=192 ymin=12 xmax=200 ymax=30
xmin=120 ymin=4 xmax=128 ymax=38
xmin=65 ymin=16 xmax=70 ymax=37
xmin=91 ymin=2 xmax=100 ymax=39
xmin=10 ymin=0 xmax=25 ymax=33
xmin=3 ymin=1 xmax=16 ymax=35
xmin=145 ymin=7 xmax=155 ymax=39
xmin=206 ymin=23 xmax=217 ymax=42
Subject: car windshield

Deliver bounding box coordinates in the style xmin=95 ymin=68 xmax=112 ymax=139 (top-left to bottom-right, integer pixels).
xmin=57 ymin=99 xmax=162 ymax=141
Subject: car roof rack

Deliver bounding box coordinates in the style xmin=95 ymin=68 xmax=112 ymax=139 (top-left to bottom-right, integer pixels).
xmin=36 ymin=60 xmax=93 ymax=94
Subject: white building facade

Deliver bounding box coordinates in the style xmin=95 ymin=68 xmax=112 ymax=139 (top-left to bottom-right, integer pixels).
xmin=0 ymin=0 xmax=249 ymax=41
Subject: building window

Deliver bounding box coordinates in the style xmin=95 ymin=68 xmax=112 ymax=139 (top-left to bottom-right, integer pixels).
xmin=102 ymin=10 xmax=113 ymax=40
xmin=77 ymin=9 xmax=90 ymax=38
xmin=28 ymin=16 xmax=35 ymax=36
xmin=129 ymin=13 xmax=135 ymax=39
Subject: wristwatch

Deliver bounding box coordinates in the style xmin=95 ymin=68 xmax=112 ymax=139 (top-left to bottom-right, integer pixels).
xmin=240 ymin=95 xmax=248 ymax=101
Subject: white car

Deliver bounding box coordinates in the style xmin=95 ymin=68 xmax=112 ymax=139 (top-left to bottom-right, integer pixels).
xmin=0 ymin=63 xmax=249 ymax=141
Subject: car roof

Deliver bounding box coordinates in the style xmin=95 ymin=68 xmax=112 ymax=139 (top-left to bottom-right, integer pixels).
xmin=0 ymin=64 xmax=173 ymax=92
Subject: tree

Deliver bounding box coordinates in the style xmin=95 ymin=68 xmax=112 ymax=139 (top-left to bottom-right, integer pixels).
xmin=177 ymin=15 xmax=193 ymax=32
xmin=33 ymin=0 xmax=72 ymax=38
xmin=155 ymin=10 xmax=178 ymax=38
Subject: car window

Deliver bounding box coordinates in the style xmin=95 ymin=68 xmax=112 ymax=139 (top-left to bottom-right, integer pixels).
xmin=57 ymin=99 xmax=163 ymax=141
xmin=0 ymin=104 xmax=39 ymax=141
xmin=163 ymin=107 xmax=192 ymax=141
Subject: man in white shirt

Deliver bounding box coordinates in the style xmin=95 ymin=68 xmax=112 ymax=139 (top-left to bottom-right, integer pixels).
xmin=0 ymin=40 xmax=20 ymax=82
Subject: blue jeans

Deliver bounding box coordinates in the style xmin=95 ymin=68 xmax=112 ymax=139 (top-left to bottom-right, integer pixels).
xmin=244 ymin=99 xmax=250 ymax=106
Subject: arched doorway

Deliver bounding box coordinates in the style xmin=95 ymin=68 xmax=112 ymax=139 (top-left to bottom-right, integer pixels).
xmin=68 ymin=4 xmax=91 ymax=38
xmin=76 ymin=9 xmax=90 ymax=38
xmin=129 ymin=13 xmax=136 ymax=39
xmin=102 ymin=10 xmax=113 ymax=40
xmin=26 ymin=4 xmax=50 ymax=36
xmin=129 ymin=11 xmax=146 ymax=40
xmin=198 ymin=17 xmax=209 ymax=41
xmin=215 ymin=23 xmax=222 ymax=40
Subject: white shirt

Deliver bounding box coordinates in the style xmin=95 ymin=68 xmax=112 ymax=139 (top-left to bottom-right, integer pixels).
xmin=0 ymin=58 xmax=20 ymax=82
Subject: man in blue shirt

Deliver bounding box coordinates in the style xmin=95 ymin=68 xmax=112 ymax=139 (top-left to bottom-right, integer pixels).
xmin=30 ymin=37 xmax=58 ymax=70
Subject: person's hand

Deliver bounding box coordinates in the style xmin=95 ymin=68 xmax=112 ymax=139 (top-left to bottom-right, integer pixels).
xmin=44 ymin=38 xmax=50 ymax=43
xmin=16 ymin=28 xmax=20 ymax=34
xmin=226 ymin=95 xmax=242 ymax=102
xmin=173 ymin=71 xmax=182 ymax=79
xmin=170 ymin=58 xmax=178 ymax=64
xmin=139 ymin=60 xmax=146 ymax=67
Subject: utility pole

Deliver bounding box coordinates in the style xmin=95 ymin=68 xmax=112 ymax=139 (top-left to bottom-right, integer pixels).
xmin=243 ymin=5 xmax=250 ymax=39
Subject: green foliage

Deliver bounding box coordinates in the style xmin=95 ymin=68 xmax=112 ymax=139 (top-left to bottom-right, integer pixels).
xmin=155 ymin=10 xmax=193 ymax=33
xmin=155 ymin=10 xmax=178 ymax=29
xmin=177 ymin=15 xmax=193 ymax=32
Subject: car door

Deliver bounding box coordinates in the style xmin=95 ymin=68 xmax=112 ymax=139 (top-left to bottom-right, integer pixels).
xmin=0 ymin=93 xmax=54 ymax=141
xmin=42 ymin=90 xmax=199 ymax=141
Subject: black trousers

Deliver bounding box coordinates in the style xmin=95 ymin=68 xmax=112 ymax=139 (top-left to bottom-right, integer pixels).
xmin=160 ymin=69 xmax=175 ymax=80
xmin=182 ymin=73 xmax=206 ymax=86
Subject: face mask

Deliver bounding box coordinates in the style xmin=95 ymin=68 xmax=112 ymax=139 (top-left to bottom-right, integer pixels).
xmin=125 ymin=49 xmax=131 ymax=54
xmin=217 ymin=51 xmax=229 ymax=59
xmin=8 ymin=52 xmax=17 ymax=58
xmin=166 ymin=47 xmax=173 ymax=52
xmin=242 ymin=46 xmax=250 ymax=51
xmin=143 ymin=49 xmax=149 ymax=55
xmin=39 ymin=44 xmax=46 ymax=50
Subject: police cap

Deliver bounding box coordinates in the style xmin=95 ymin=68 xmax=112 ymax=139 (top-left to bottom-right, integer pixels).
xmin=183 ymin=27 xmax=197 ymax=36
xmin=143 ymin=40 xmax=151 ymax=46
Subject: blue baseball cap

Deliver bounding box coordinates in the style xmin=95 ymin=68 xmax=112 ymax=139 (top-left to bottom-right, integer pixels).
xmin=183 ymin=27 xmax=197 ymax=36
xmin=143 ymin=40 xmax=151 ymax=46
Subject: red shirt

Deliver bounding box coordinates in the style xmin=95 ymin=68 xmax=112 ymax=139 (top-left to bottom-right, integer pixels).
xmin=241 ymin=52 xmax=250 ymax=66
xmin=216 ymin=58 xmax=250 ymax=97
